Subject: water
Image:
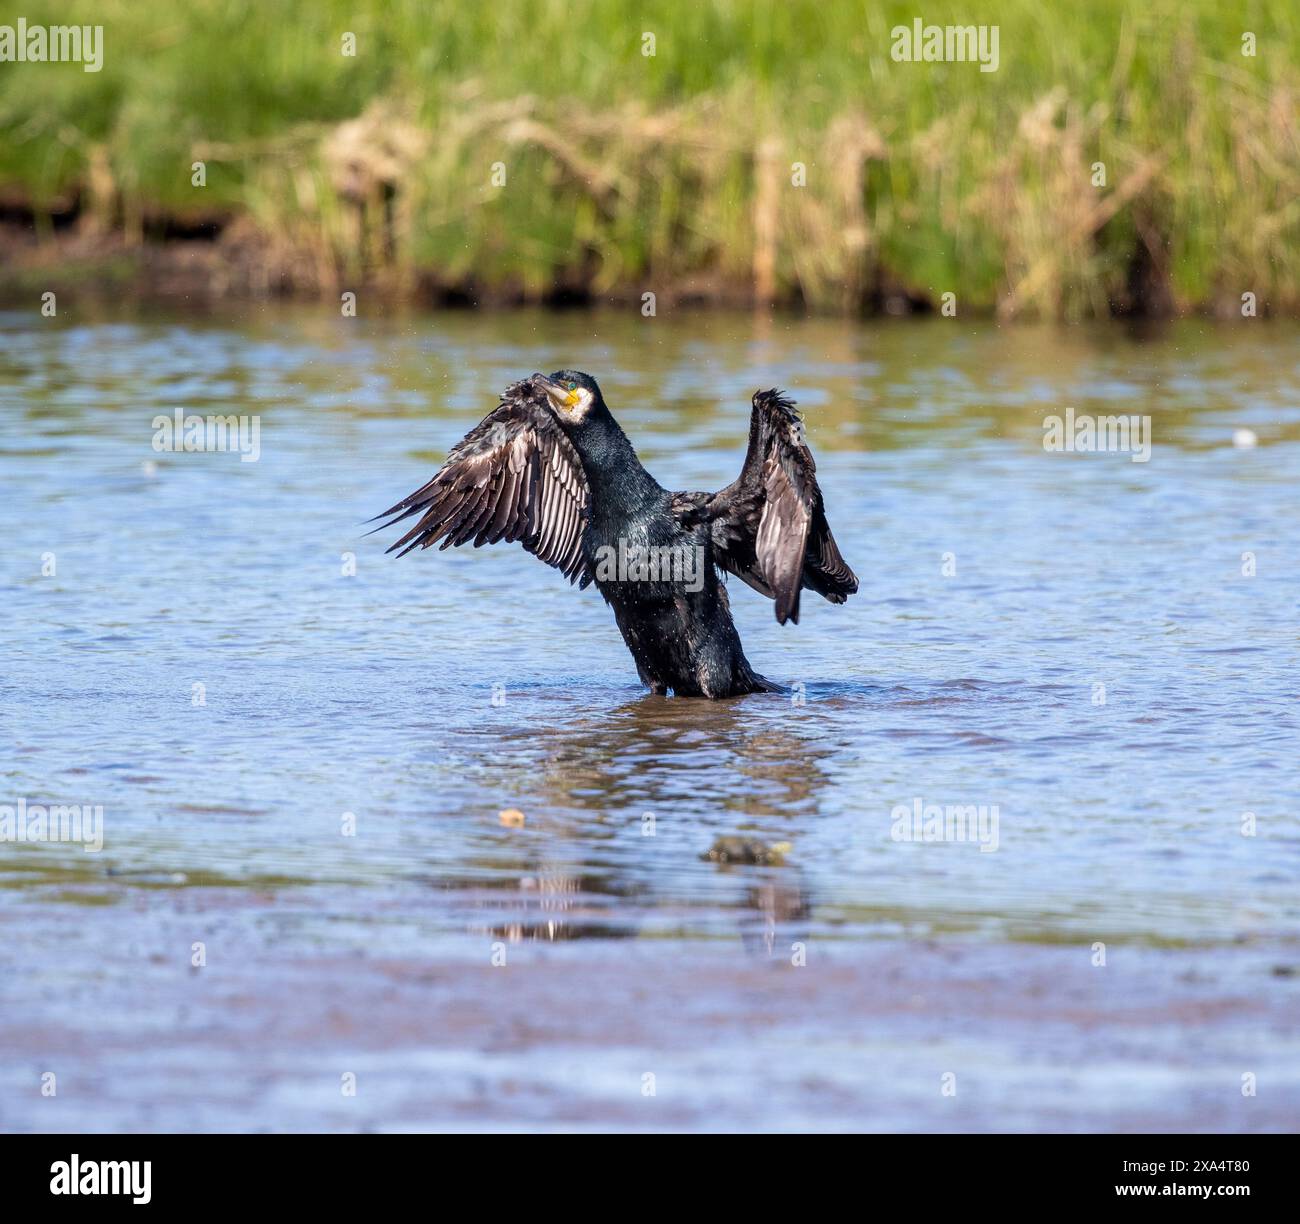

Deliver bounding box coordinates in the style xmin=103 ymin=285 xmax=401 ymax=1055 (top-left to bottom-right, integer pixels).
xmin=2 ymin=307 xmax=1298 ymax=1131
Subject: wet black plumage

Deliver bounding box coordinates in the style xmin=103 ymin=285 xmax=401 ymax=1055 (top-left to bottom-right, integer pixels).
xmin=372 ymin=371 xmax=858 ymax=698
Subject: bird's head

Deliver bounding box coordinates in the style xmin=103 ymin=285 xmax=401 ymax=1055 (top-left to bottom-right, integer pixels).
xmin=534 ymin=370 xmax=605 ymax=425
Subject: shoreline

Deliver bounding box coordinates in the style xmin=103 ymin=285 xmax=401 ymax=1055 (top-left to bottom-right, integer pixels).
xmin=3 ymin=882 xmax=1297 ymax=1133
xmin=0 ymin=217 xmax=1282 ymax=320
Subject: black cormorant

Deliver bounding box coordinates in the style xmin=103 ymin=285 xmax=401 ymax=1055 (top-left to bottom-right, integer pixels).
xmin=373 ymin=371 xmax=858 ymax=698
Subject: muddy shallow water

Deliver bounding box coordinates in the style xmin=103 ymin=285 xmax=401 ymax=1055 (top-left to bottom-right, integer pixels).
xmin=1 ymin=308 xmax=1298 ymax=1131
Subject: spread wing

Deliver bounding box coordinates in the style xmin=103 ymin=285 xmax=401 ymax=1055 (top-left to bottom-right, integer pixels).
xmin=688 ymin=389 xmax=858 ymax=625
xmin=371 ymin=380 xmax=592 ymax=586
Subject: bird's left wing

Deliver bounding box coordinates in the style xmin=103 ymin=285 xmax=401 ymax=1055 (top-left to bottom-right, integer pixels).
xmin=685 ymin=389 xmax=858 ymax=624
xmin=372 ymin=379 xmax=592 ymax=586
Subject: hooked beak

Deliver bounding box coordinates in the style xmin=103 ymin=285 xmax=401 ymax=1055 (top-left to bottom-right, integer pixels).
xmin=533 ymin=373 xmax=578 ymax=412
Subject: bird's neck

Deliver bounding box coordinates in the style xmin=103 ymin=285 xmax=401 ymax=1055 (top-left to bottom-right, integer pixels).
xmin=573 ymin=411 xmax=662 ymax=518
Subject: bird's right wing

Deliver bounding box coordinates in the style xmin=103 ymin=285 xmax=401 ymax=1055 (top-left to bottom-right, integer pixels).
xmin=691 ymin=389 xmax=858 ymax=624
xmin=371 ymin=380 xmax=593 ymax=586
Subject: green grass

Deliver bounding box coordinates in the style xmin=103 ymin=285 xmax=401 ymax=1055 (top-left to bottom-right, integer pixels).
xmin=1 ymin=0 xmax=1297 ymax=315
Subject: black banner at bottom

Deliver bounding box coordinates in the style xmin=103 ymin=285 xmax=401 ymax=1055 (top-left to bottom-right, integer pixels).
xmin=2 ymin=1133 xmax=1288 ymax=1210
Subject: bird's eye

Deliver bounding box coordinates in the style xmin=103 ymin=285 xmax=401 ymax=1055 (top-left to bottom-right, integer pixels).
xmin=567 ymin=382 xmax=576 ymax=392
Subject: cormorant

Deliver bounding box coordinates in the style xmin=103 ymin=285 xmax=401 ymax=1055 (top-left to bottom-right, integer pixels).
xmin=373 ymin=371 xmax=858 ymax=698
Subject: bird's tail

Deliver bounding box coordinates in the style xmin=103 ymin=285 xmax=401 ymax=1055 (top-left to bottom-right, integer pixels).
xmin=734 ymin=662 xmax=784 ymax=695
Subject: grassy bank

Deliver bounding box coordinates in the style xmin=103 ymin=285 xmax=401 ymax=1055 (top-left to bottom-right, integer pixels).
xmin=1 ymin=0 xmax=1298 ymax=316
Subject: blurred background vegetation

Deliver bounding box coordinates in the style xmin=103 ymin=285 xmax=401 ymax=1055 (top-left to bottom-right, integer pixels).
xmin=0 ymin=0 xmax=1296 ymax=317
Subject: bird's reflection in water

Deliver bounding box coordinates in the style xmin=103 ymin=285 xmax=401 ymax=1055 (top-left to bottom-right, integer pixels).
xmin=537 ymin=693 xmax=831 ymax=816
xmin=463 ymin=693 xmax=825 ymax=954
xmin=475 ymin=869 xmax=606 ymax=945
xmin=739 ymin=875 xmax=812 ymax=959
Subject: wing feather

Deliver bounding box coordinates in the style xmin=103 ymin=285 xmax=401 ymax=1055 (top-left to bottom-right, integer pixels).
xmin=690 ymin=389 xmax=858 ymax=624
xmin=371 ymin=380 xmax=592 ymax=585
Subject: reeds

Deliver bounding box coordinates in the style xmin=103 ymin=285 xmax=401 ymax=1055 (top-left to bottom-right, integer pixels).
xmin=1 ymin=0 xmax=1296 ymax=315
